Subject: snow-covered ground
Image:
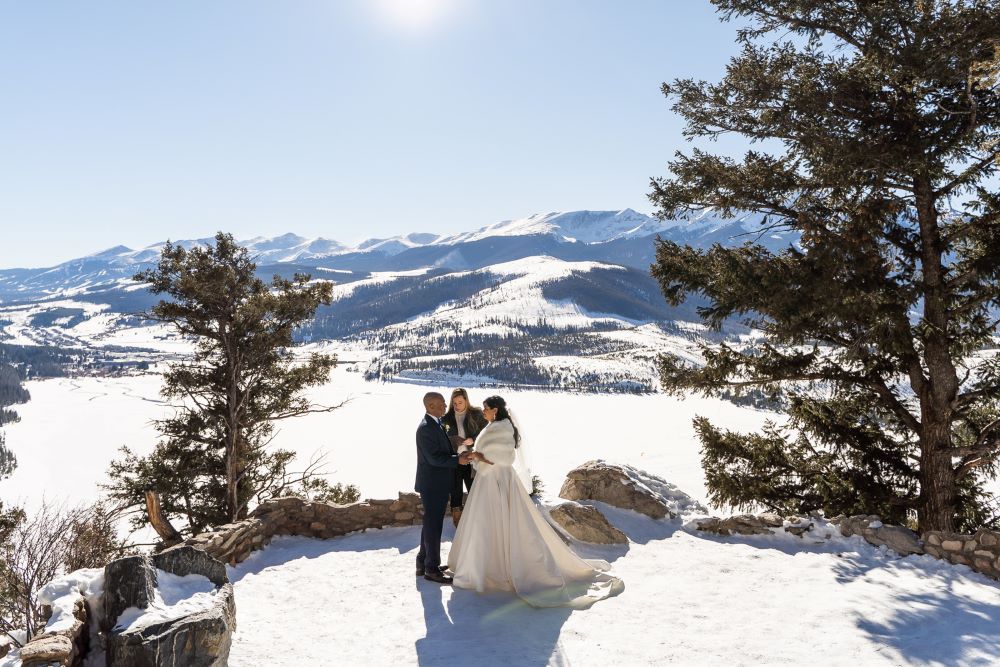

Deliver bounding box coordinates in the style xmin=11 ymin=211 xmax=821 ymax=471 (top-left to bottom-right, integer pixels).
xmin=3 ymin=361 xmax=1000 ymax=665
xmin=227 ymin=510 xmax=1000 ymax=666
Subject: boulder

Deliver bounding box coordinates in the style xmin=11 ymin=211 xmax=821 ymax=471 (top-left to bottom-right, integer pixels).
xmin=550 ymin=503 xmax=628 ymax=544
xmin=977 ymin=529 xmax=1000 ymax=548
xmin=105 ymin=548 xmax=235 ymax=666
xmin=875 ymin=524 xmax=924 ymax=556
xmin=107 ymin=583 xmax=236 ymax=667
xmin=34 ymin=596 xmax=88 ymax=658
xmin=783 ymin=517 xmax=815 ymax=537
xmin=19 ymin=635 xmax=73 ymax=666
xmin=696 ymin=515 xmax=776 ymax=536
xmin=104 ymin=555 xmax=157 ymax=632
xmin=154 ymin=546 xmax=229 ymax=587
xmin=837 ymin=515 xmax=923 ymax=556
xmin=559 ymin=461 xmax=701 ymax=519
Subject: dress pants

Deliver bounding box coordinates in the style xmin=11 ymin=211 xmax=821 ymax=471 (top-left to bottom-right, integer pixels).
xmin=416 ymin=488 xmax=450 ymax=574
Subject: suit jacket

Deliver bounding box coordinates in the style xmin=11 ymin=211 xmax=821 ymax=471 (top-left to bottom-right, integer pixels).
xmin=414 ymin=414 xmax=461 ymax=495
xmin=441 ymin=408 xmax=488 ymax=452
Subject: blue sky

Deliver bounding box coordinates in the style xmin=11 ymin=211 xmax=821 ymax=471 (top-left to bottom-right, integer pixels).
xmin=0 ymin=1 xmax=745 ymax=268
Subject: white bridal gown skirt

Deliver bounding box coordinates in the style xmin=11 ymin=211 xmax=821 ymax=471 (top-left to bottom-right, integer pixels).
xmin=447 ymin=463 xmax=624 ymax=609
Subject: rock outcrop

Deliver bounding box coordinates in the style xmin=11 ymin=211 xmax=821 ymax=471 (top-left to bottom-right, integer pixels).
xmin=550 ymin=503 xmax=628 ymax=544
xmin=154 ymin=545 xmax=228 ymax=586
xmin=107 ymin=584 xmax=236 ymax=667
xmin=104 ymin=547 xmax=236 ymax=667
xmin=559 ymin=461 xmax=705 ymax=519
xmin=103 ymin=554 xmax=157 ymax=632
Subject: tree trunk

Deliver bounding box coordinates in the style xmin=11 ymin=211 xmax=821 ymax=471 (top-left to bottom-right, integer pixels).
xmin=144 ymin=490 xmax=183 ymax=545
xmin=918 ymin=429 xmax=957 ymax=532
xmin=914 ymin=178 xmax=960 ymax=532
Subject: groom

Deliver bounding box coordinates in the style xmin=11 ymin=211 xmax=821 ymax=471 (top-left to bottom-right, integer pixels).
xmin=415 ymin=392 xmax=481 ymax=584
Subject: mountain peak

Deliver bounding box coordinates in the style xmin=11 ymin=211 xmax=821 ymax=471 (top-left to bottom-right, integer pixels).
xmin=440 ymin=209 xmax=659 ymax=245
xmin=86 ymin=245 xmax=133 ymax=259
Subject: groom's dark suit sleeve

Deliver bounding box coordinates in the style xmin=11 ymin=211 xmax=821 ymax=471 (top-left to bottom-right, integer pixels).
xmin=417 ymin=423 xmax=461 ymax=468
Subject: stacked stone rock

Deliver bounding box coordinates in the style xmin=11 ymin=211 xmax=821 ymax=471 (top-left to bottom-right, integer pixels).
xmin=182 ymin=493 xmax=425 ymax=565
xmin=923 ymin=529 xmax=1000 ymax=578
xmin=833 ymin=515 xmax=924 ymax=555
xmin=17 ymin=590 xmax=90 ymax=667
xmin=695 ymin=513 xmax=820 ymax=538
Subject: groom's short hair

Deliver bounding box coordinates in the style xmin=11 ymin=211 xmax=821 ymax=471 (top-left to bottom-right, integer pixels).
xmin=423 ymin=392 xmax=445 ymax=409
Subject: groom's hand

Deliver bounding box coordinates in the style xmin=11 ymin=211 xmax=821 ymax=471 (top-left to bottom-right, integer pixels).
xmin=458 ymin=451 xmax=474 ymax=465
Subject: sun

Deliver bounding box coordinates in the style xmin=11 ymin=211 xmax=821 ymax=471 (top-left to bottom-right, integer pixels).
xmin=372 ymin=0 xmax=460 ymax=34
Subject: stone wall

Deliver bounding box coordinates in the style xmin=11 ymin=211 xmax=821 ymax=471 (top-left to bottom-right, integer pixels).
xmin=833 ymin=515 xmax=924 ymax=556
xmin=180 ymin=492 xmax=425 ymax=565
xmin=922 ymin=528 xmax=1000 ymax=579
xmin=836 ymin=515 xmax=1000 ymax=580
xmin=695 ymin=511 xmax=1000 ymax=582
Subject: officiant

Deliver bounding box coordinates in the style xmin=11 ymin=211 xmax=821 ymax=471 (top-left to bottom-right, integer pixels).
xmin=442 ymin=387 xmax=488 ymax=526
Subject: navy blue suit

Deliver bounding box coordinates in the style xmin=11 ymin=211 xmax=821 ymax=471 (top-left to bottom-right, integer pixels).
xmin=415 ymin=414 xmax=460 ymax=574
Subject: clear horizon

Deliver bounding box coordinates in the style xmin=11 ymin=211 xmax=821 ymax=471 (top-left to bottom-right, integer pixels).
xmin=0 ymin=1 xmax=747 ymax=268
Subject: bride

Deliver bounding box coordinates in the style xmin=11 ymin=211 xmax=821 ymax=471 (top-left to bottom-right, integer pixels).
xmin=447 ymin=395 xmax=623 ymax=609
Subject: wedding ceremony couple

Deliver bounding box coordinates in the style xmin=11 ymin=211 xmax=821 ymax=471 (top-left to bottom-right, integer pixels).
xmin=414 ymin=389 xmax=624 ymax=609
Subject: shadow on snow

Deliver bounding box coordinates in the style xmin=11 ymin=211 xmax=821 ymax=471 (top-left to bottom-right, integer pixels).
xmin=686 ymin=525 xmax=1000 ymax=664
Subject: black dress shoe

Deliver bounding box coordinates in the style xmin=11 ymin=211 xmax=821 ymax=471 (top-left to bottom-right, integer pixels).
xmin=416 ymin=565 xmax=449 ymax=575
xmin=423 ymin=571 xmax=453 ymax=584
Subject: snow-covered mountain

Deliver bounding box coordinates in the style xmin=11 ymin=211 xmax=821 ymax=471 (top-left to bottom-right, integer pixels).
xmin=0 ymin=208 xmax=780 ymax=391
xmin=0 ymin=208 xmax=796 ymax=303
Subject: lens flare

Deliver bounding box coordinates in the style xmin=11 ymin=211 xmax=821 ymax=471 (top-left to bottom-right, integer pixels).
xmin=373 ymin=0 xmax=460 ymax=34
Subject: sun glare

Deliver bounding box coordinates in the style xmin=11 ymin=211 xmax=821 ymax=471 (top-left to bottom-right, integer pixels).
xmin=372 ymin=0 xmax=460 ymax=34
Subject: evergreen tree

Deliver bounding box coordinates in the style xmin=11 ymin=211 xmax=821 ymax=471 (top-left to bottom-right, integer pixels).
xmin=0 ymin=433 xmax=15 ymax=481
xmin=650 ymin=0 xmax=1000 ymax=531
xmin=106 ymin=232 xmax=339 ymax=533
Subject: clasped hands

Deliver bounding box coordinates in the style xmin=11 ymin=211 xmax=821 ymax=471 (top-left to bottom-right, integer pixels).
xmin=459 ymin=451 xmax=493 ymax=465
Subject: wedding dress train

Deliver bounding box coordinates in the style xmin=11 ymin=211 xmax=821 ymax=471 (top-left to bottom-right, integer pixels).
xmin=447 ymin=418 xmax=623 ymax=609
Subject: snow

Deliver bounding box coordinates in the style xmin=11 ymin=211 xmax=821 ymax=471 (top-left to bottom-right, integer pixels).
xmin=372 ymin=256 xmax=634 ymax=337
xmin=226 ymin=509 xmax=1000 ymax=666
xmin=327 ymin=268 xmax=433 ymax=301
xmin=3 ymin=346 xmax=1000 ymax=664
xmin=0 ymin=375 xmax=170 ymax=516
xmin=114 ymin=570 xmax=219 ymax=631
xmin=36 ymin=568 xmax=104 ymax=634
xmin=437 ymin=209 xmax=666 ymax=245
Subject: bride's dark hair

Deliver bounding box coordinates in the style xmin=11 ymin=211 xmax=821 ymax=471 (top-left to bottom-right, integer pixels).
xmin=484 ymin=395 xmax=520 ymax=447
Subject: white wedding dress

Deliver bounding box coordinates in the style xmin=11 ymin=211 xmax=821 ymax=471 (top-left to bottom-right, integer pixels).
xmin=447 ymin=418 xmax=624 ymax=609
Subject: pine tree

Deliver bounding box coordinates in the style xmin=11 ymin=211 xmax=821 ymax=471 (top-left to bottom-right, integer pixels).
xmin=0 ymin=433 xmax=15 ymax=480
xmin=651 ymin=0 xmax=1000 ymax=532
xmin=106 ymin=233 xmax=339 ymax=533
